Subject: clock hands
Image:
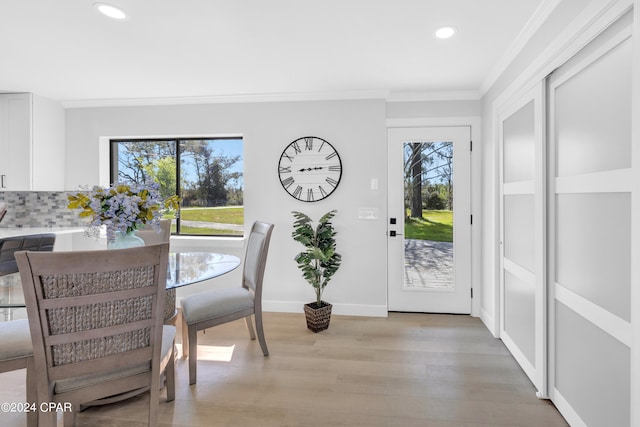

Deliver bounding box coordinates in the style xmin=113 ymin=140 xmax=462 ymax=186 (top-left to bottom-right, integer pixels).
xmin=297 ymin=165 xmax=341 ymax=173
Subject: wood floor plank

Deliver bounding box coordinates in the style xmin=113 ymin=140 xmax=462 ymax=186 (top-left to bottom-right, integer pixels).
xmin=0 ymin=312 xmax=568 ymax=426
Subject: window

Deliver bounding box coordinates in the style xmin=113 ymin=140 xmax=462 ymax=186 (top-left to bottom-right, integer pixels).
xmin=110 ymin=137 xmax=243 ymax=237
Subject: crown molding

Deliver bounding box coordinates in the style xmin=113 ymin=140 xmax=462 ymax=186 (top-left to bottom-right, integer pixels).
xmin=479 ymin=0 xmax=563 ymax=96
xmin=61 ymin=87 xmax=487 ymax=109
xmin=386 ymin=90 xmax=481 ymax=102
xmin=61 ymin=89 xmax=391 ymax=109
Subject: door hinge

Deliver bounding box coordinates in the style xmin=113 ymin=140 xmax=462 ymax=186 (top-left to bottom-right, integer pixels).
xmin=470 ymin=140 xmax=472 ymax=151
xmin=471 ymin=288 xmax=473 ymax=298
xmin=470 ymin=214 xmax=473 ymax=225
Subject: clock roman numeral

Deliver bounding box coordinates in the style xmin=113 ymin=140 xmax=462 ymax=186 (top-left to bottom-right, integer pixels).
xmin=304 ymin=137 xmax=313 ymax=151
xmin=281 ymin=177 xmax=295 ymax=188
xmin=279 ymin=166 xmax=291 ymax=174
xmin=318 ymin=185 xmax=327 ymax=198
xmin=318 ymin=140 xmax=325 ymax=152
xmin=325 ymin=151 xmax=338 ymax=160
xmin=292 ymin=141 xmax=301 ymax=154
xmin=292 ymin=185 xmax=302 ymax=199
xmin=307 ymin=188 xmax=314 ymax=202
xmin=328 ymin=164 xmax=341 ymax=172
xmin=326 ymin=177 xmax=338 ymax=187
xmin=282 ymin=152 xmax=293 ymax=162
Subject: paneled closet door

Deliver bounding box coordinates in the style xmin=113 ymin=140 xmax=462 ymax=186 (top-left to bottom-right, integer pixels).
xmin=498 ymin=82 xmax=547 ymax=398
xmin=547 ymin=14 xmax=632 ymax=427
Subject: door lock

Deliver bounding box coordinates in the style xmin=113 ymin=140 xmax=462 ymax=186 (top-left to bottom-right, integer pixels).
xmin=389 ymin=230 xmax=403 ymax=237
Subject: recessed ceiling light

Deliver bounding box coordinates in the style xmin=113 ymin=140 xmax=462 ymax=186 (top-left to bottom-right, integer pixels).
xmin=94 ymin=3 xmax=128 ymax=20
xmin=435 ymin=26 xmax=456 ymax=39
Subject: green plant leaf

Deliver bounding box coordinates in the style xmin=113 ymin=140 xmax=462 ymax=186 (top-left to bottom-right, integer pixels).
xmin=291 ymin=210 xmax=341 ymax=302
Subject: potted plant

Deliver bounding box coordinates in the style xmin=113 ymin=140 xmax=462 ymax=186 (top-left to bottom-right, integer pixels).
xmin=292 ymin=210 xmax=342 ymax=332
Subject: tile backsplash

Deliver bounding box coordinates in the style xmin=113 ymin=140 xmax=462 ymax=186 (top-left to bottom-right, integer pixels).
xmin=0 ymin=192 xmax=84 ymax=228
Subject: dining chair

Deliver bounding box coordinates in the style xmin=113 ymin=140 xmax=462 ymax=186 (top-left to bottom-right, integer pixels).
xmin=0 ymin=319 xmax=37 ymax=427
xmin=136 ymin=219 xmax=177 ymax=323
xmin=136 ymin=218 xmax=171 ymax=246
xmin=181 ymin=221 xmax=274 ymax=385
xmin=0 ymin=233 xmax=56 ymax=275
xmin=0 ymin=233 xmax=56 ymax=427
xmin=16 ymin=243 xmax=174 ymax=427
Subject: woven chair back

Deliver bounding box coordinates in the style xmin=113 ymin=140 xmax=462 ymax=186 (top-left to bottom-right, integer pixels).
xmin=16 ymin=244 xmax=169 ymax=401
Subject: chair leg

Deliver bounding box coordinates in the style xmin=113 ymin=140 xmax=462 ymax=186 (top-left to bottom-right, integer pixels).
xmin=149 ymin=372 xmax=160 ymax=427
xmin=188 ymin=325 xmax=198 ymax=385
xmin=63 ymin=406 xmax=76 ymax=427
xmin=181 ymin=314 xmax=189 ymax=358
xmin=254 ymin=311 xmax=269 ymax=357
xmin=25 ymin=357 xmax=38 ymax=427
xmin=166 ymin=343 xmax=175 ymax=402
xmin=39 ymin=409 xmax=56 ymax=427
xmin=244 ymin=315 xmax=256 ymax=340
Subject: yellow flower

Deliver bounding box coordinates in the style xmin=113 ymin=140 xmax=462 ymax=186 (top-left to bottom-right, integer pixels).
xmin=164 ymin=195 xmax=181 ymax=211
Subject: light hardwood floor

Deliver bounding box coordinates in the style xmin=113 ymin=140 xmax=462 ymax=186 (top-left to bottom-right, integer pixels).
xmin=0 ymin=312 xmax=568 ymax=426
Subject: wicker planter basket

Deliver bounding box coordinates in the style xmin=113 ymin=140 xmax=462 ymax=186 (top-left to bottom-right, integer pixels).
xmin=304 ymin=301 xmax=332 ymax=333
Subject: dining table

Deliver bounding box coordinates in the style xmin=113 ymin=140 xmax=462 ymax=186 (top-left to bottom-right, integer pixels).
xmin=0 ymin=250 xmax=241 ymax=323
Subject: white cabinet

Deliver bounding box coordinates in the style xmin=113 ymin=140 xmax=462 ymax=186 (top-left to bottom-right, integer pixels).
xmin=0 ymin=93 xmax=65 ymax=191
xmin=0 ymin=93 xmax=30 ymax=190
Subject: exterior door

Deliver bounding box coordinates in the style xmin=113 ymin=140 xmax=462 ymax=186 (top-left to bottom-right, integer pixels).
xmin=387 ymin=126 xmax=471 ymax=313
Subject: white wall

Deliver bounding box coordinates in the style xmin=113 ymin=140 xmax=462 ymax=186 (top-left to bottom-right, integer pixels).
xmin=65 ymin=97 xmax=484 ymax=317
xmin=386 ymin=99 xmax=481 ymax=119
xmin=65 ymin=99 xmax=390 ymax=316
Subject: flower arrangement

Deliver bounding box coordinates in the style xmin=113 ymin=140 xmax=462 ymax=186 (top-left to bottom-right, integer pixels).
xmin=67 ymin=182 xmax=180 ymax=242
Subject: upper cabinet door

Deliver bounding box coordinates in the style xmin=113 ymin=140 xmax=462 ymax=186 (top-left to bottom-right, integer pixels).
xmin=0 ymin=93 xmax=65 ymax=192
xmin=0 ymin=93 xmax=32 ymax=191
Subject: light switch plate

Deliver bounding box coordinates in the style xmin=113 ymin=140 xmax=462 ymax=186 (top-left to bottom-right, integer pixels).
xmin=358 ymin=207 xmax=378 ymax=220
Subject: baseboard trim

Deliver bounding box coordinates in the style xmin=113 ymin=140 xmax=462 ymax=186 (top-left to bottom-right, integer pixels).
xmin=552 ymin=388 xmax=587 ymax=427
xmin=263 ymin=300 xmax=388 ymax=318
xmin=480 ymin=307 xmax=498 ymax=338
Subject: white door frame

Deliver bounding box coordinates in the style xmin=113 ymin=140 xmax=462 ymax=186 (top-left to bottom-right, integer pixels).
xmin=386 ymin=117 xmax=481 ymax=317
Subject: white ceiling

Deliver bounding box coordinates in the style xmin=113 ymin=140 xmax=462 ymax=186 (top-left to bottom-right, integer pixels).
xmin=0 ymin=0 xmax=547 ymax=105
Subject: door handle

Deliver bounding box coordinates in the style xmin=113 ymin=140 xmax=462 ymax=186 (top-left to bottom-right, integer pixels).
xmin=1 ymin=174 xmax=5 ymax=188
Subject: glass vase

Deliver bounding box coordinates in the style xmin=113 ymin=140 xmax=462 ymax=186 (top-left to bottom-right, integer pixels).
xmin=108 ymin=230 xmax=145 ymax=250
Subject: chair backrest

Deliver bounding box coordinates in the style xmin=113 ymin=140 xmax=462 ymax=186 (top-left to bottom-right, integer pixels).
xmin=15 ymin=244 xmax=169 ymax=402
xmin=242 ymin=222 xmax=274 ymax=301
xmin=0 ymin=234 xmax=56 ymax=276
xmin=136 ymin=219 xmax=171 ymax=246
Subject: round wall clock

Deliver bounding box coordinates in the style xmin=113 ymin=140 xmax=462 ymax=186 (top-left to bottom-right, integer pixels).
xmin=278 ymin=136 xmax=342 ymax=202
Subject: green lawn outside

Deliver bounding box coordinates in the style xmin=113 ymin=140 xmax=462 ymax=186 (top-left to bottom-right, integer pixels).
xmin=163 ymin=206 xmax=244 ymax=236
xmin=178 ymin=226 xmax=240 ymax=235
xmin=405 ymin=210 xmax=453 ymax=242
xmin=179 ymin=206 xmax=244 ymax=224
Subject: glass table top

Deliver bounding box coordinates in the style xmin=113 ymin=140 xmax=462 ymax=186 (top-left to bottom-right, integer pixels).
xmin=0 ymin=251 xmax=241 ymax=313
xmin=167 ymin=251 xmax=241 ymax=289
